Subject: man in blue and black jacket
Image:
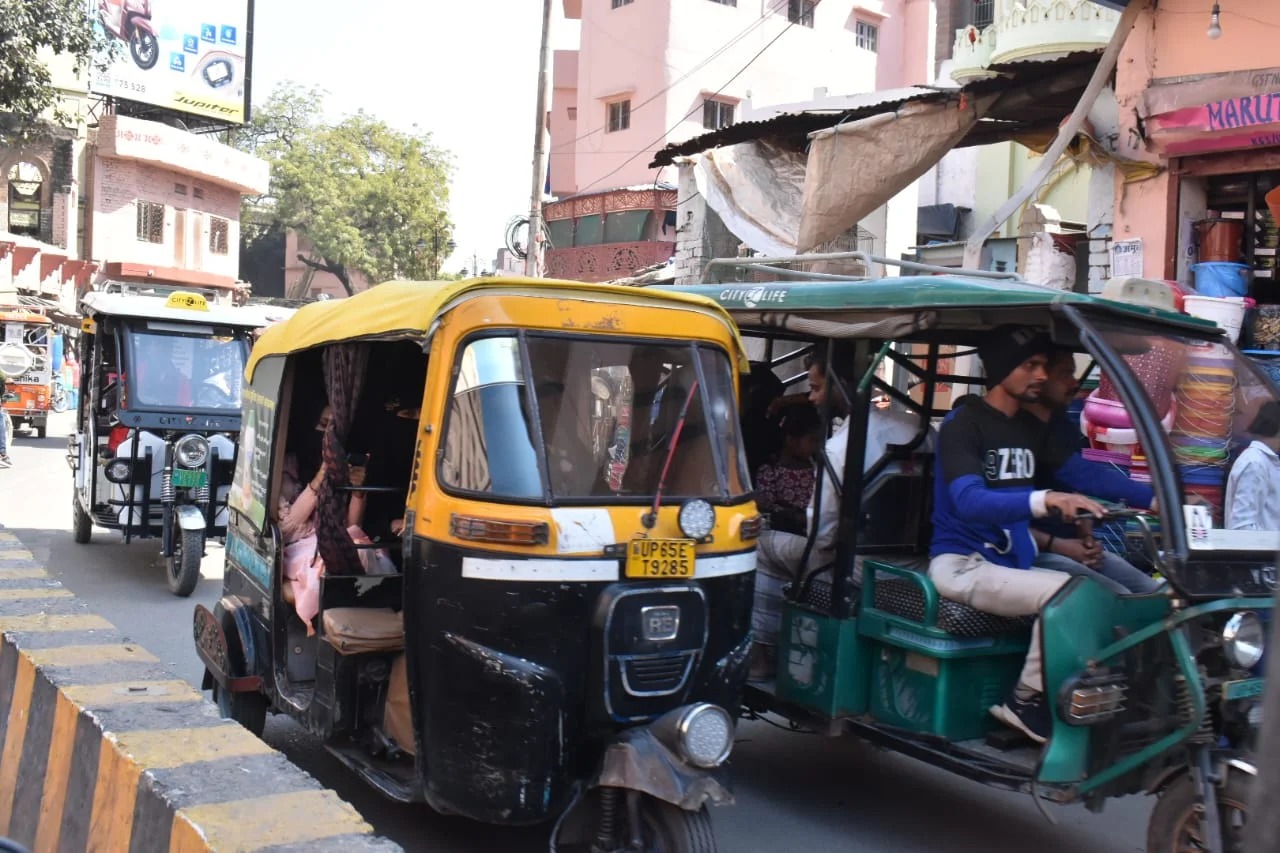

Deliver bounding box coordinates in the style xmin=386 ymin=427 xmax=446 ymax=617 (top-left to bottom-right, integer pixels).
xmin=930 ymin=326 xmax=1106 ymax=744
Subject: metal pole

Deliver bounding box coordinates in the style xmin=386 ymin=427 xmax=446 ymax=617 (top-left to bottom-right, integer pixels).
xmin=525 ymin=0 xmax=554 ymax=278
xmin=961 ymin=0 xmax=1149 ymax=269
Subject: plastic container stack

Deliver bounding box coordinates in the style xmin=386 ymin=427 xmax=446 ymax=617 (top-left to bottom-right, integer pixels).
xmin=1168 ymin=345 xmax=1238 ymax=525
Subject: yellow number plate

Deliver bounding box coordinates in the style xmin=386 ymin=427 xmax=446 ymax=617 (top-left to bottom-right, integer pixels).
xmin=625 ymin=539 xmax=695 ymax=579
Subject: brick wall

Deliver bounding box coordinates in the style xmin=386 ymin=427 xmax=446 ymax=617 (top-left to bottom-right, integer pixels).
xmin=91 ymin=155 xmax=243 ymax=280
xmin=1087 ymin=162 xmax=1116 ymax=293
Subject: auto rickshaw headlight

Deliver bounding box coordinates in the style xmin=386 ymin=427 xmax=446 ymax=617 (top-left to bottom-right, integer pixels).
xmin=675 ymin=703 xmax=734 ymax=768
xmin=105 ymin=459 xmax=132 ymax=483
xmin=174 ymin=434 xmax=209 ymax=469
xmin=1223 ymin=611 xmax=1265 ymax=669
xmin=678 ymin=499 xmax=715 ymax=541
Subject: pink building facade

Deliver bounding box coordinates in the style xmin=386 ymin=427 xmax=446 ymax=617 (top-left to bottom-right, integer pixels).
xmin=548 ymin=0 xmax=933 ymax=281
xmin=1110 ymin=0 xmax=1280 ymax=303
xmin=87 ymin=114 xmax=268 ymax=293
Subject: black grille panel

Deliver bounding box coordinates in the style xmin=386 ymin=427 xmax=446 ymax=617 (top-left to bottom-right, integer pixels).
xmin=622 ymin=654 xmax=694 ymax=696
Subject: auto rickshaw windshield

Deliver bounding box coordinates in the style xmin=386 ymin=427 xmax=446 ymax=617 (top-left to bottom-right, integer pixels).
xmin=440 ymin=333 xmax=750 ymax=502
xmin=125 ymin=326 xmax=248 ymax=411
xmin=1088 ymin=317 xmax=1280 ymax=533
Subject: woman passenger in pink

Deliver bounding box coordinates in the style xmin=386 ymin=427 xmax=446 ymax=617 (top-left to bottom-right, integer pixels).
xmin=277 ymin=406 xmax=374 ymax=634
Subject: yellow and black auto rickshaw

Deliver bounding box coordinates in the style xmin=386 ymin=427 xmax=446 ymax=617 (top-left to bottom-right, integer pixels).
xmin=193 ymin=278 xmax=760 ymax=851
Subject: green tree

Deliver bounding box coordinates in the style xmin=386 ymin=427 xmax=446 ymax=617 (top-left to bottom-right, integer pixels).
xmin=0 ymin=0 xmax=110 ymax=126
xmin=234 ymin=82 xmax=454 ymax=296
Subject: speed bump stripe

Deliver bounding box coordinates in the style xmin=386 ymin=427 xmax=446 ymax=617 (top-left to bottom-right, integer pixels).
xmin=25 ymin=643 xmax=160 ymax=668
xmin=111 ymin=725 xmax=275 ymax=769
xmin=0 ymin=523 xmax=398 ymax=852
xmin=62 ymin=680 xmax=205 ymax=707
xmin=0 ymin=587 xmax=74 ymax=600
xmin=0 ymin=613 xmax=113 ymax=633
xmin=171 ymin=791 xmax=375 ymax=852
xmin=0 ymin=568 xmax=50 ymax=580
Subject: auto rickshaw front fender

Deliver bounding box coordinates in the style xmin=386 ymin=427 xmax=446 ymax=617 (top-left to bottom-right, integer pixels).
xmin=591 ymin=725 xmax=732 ymax=811
xmin=175 ymin=504 xmax=205 ymax=531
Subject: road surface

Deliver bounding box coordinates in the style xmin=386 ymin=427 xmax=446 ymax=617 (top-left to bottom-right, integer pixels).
xmin=1 ymin=413 xmax=1151 ymax=852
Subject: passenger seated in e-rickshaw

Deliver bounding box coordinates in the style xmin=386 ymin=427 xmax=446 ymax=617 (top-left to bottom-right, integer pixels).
xmin=751 ymin=348 xmax=930 ymax=678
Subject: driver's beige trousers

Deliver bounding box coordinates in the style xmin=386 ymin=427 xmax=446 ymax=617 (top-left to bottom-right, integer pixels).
xmin=929 ymin=553 xmax=1072 ymax=694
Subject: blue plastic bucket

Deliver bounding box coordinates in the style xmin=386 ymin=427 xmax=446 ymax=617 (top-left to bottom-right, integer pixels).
xmin=1191 ymin=262 xmax=1251 ymax=297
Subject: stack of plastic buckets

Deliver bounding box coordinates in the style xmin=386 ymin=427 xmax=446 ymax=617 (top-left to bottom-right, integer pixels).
xmin=1169 ymin=345 xmax=1237 ymax=524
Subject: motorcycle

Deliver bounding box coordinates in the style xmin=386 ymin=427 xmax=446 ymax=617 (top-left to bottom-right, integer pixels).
xmin=97 ymin=0 xmax=158 ymax=71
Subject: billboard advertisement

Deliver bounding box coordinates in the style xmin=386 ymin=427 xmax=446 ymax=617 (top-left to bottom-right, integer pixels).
xmin=89 ymin=0 xmax=252 ymax=124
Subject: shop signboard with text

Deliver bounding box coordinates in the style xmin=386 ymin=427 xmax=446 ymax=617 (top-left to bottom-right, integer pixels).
xmin=88 ymin=0 xmax=253 ymax=124
xmin=1142 ymin=67 xmax=1280 ymax=157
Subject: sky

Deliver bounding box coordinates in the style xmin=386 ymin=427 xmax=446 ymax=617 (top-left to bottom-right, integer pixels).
xmin=248 ymin=2 xmax=582 ymax=275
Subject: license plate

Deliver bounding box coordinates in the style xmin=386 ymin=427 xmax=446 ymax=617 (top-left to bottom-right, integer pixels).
xmin=1224 ymin=677 xmax=1265 ymax=701
xmin=625 ymin=539 xmax=695 ymax=579
xmin=171 ymin=468 xmax=207 ymax=488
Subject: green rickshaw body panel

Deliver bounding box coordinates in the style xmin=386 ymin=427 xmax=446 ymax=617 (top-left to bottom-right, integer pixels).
xmin=776 ymin=605 xmax=870 ymax=718
xmin=1037 ymin=578 xmax=1173 ymax=785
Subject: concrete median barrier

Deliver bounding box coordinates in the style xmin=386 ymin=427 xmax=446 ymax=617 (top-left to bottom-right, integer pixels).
xmin=0 ymin=529 xmax=402 ymax=852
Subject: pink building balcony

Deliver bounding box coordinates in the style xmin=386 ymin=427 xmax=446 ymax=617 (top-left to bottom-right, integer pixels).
xmin=545 ymin=241 xmax=675 ymax=283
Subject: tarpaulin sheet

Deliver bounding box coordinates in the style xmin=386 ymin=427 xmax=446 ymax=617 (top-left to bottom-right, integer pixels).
xmin=796 ymin=96 xmax=995 ymax=253
xmin=692 ymin=141 xmax=807 ymax=257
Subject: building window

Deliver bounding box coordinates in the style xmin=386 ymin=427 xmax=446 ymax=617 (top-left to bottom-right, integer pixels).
xmin=787 ymin=0 xmax=815 ymax=27
xmin=209 ymin=217 xmax=230 ymax=255
xmin=611 ymin=0 xmax=632 ymax=7
xmin=971 ymin=0 xmax=994 ymax=29
xmin=703 ymin=98 xmax=735 ymax=130
xmin=607 ymin=99 xmax=631 ymax=133
xmin=567 ymin=106 xmax=577 ymax=120
xmin=855 ymin=20 xmax=878 ymax=51
xmin=174 ymin=182 xmax=187 ymax=196
xmin=136 ymin=201 xmax=165 ymax=243
xmin=193 ymin=186 xmax=205 ymax=200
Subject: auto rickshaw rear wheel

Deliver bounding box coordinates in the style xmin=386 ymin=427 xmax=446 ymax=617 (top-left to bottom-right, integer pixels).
xmin=166 ymin=528 xmax=204 ymax=597
xmin=72 ymin=494 xmax=91 ymax=544
xmin=213 ymin=683 xmax=268 ymax=738
xmin=1147 ymin=769 xmax=1251 ymax=853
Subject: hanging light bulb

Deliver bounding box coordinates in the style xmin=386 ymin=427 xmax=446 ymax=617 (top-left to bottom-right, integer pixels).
xmin=1207 ymin=2 xmax=1223 ymax=39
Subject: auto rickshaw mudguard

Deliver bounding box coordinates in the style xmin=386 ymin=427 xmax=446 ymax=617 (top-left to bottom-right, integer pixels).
xmin=1038 ymin=576 xmax=1175 ymax=786
xmin=194 ymin=597 xmax=261 ymax=693
xmin=591 ymin=725 xmax=733 ymax=810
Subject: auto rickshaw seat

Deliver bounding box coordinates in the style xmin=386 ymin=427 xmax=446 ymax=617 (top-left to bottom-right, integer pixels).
xmin=321 ymin=607 xmax=404 ymax=655
xmin=863 ymin=561 xmax=1035 ymax=638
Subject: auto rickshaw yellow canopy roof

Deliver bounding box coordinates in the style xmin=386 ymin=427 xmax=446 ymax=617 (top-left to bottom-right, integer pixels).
xmin=246 ymin=277 xmax=749 ymax=380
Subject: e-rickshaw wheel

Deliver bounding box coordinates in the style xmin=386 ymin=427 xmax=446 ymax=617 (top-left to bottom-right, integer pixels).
xmin=558 ymin=793 xmax=716 ymax=853
xmin=1147 ymin=769 xmax=1251 ymax=853
xmin=213 ymin=683 xmax=268 ymax=738
xmin=166 ymin=528 xmax=204 ymax=597
xmin=71 ymin=494 xmax=91 ymax=544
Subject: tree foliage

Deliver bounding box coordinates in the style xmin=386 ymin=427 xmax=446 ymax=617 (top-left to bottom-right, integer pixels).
xmin=233 ymin=82 xmax=454 ymax=296
xmin=0 ymin=0 xmax=110 ymax=126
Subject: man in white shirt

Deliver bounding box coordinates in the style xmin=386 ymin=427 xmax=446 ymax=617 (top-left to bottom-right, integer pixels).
xmin=751 ymin=352 xmax=925 ymax=676
xmin=1226 ymin=434 xmax=1280 ymax=530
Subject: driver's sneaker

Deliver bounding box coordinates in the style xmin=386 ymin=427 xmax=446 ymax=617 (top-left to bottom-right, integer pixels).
xmin=0 ymin=455 xmax=11 ymax=468
xmin=991 ymin=691 xmax=1050 ymax=744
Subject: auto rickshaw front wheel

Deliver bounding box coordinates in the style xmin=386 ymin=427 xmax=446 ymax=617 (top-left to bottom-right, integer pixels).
xmin=166 ymin=528 xmax=204 ymax=597
xmin=555 ymin=792 xmax=716 ymax=853
xmin=1147 ymin=769 xmax=1251 ymax=853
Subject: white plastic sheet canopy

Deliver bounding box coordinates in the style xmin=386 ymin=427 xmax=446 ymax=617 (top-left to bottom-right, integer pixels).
xmin=690 ymin=95 xmax=995 ymax=256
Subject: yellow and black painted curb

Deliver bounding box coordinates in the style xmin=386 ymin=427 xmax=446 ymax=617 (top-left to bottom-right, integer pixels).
xmin=0 ymin=529 xmax=402 ymax=852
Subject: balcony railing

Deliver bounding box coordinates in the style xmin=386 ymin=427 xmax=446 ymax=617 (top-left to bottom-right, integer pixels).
xmin=950 ymin=0 xmax=1118 ymax=84
xmin=544 ymin=241 xmax=675 ymax=283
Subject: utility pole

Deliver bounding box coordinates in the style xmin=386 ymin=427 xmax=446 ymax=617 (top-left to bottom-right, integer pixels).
xmin=525 ymin=0 xmax=553 ymax=278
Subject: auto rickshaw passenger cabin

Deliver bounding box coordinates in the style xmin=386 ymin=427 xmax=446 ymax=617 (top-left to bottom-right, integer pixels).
xmin=201 ymin=277 xmax=760 ymax=849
